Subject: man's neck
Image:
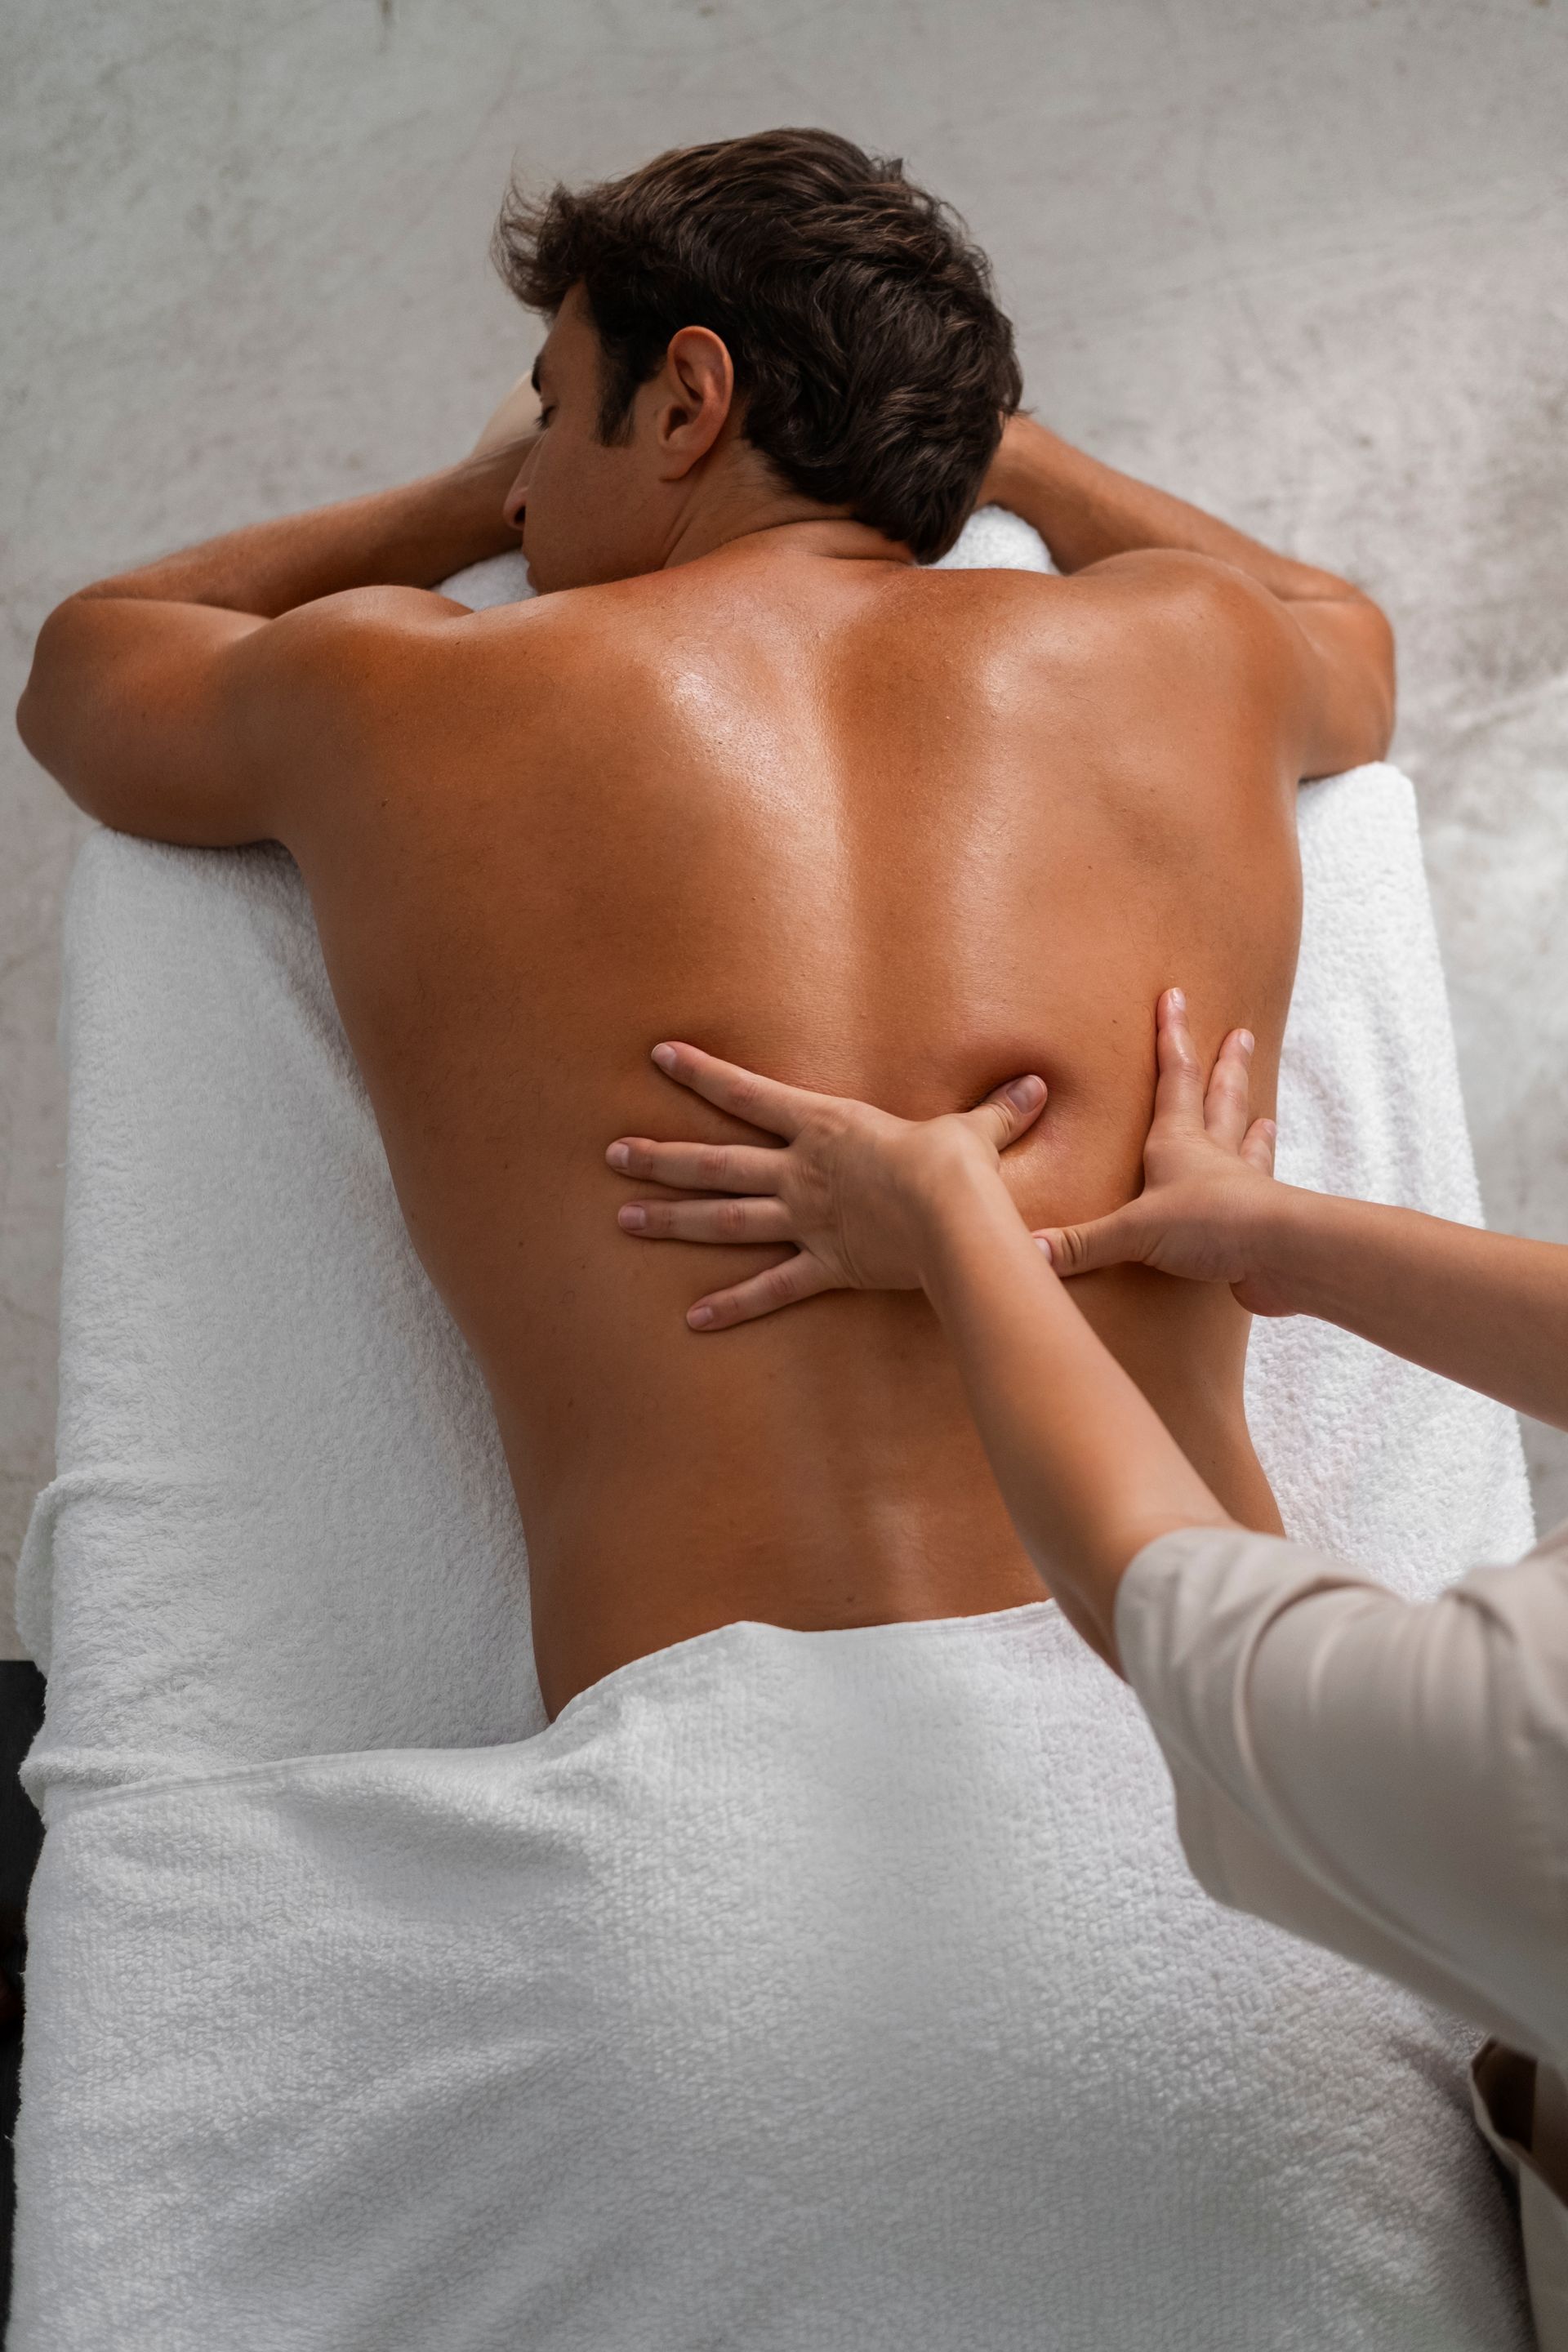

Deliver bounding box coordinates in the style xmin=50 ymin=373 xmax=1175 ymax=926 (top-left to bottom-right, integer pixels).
xmin=657 ymin=462 xmax=915 ymax=576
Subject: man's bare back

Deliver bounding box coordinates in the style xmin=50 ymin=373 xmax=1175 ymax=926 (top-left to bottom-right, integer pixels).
xmin=282 ymin=541 xmax=1297 ymax=1712
xmin=20 ymin=136 xmax=1392 ymax=1718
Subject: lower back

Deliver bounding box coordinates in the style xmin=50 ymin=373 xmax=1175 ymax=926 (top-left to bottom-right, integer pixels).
xmin=485 ymin=1251 xmax=1280 ymax=1718
xmin=345 ymin=971 xmax=1286 ymax=1720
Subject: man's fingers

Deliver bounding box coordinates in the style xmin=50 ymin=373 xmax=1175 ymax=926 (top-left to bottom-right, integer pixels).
xmin=1203 ymin=1028 xmax=1256 ymax=1151
xmin=470 ymin=372 xmax=542 ymax=458
xmin=1240 ymin=1116 xmax=1277 ymax=1176
xmin=686 ymin=1252 xmax=835 ymax=1332
xmin=616 ymin=1195 xmax=794 ymax=1245
xmin=962 ymin=1074 xmax=1048 ymax=1156
xmin=650 ymin=1042 xmax=817 ymax=1140
xmin=606 ymin=1135 xmax=784 ymax=1195
xmin=1151 ymin=989 xmax=1208 ymax=1129
xmin=1031 ymin=1207 xmax=1135 ymax=1278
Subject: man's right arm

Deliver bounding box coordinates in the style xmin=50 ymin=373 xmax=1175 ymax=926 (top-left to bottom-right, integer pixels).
xmin=16 ymin=452 xmax=520 ymax=849
xmin=986 ymin=416 xmax=1395 ymax=781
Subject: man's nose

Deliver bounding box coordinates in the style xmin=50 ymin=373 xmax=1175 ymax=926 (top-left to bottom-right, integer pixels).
xmin=502 ymin=442 xmax=537 ymax=534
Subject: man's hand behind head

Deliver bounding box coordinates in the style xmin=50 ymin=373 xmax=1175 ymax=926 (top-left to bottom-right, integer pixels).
xmin=470 ymin=372 xmax=542 ymax=461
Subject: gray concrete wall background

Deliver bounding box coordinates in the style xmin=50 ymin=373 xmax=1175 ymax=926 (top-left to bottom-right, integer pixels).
xmin=3 ymin=0 xmax=1566 ymax=1655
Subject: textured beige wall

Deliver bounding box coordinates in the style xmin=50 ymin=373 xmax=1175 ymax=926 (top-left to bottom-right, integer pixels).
xmin=4 ymin=0 xmax=1567 ymax=1657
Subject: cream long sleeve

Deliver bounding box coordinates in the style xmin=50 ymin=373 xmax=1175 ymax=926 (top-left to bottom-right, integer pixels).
xmin=1114 ymin=1519 xmax=1568 ymax=2072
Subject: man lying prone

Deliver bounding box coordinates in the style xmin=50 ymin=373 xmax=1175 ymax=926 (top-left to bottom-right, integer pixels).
xmin=24 ymin=131 xmax=1501 ymax=2352
xmin=20 ymin=127 xmax=1389 ymax=1719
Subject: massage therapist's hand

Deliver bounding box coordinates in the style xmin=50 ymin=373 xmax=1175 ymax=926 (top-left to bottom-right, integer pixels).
xmin=607 ymin=1044 xmax=1048 ymax=1330
xmin=1036 ymin=989 xmax=1290 ymax=1314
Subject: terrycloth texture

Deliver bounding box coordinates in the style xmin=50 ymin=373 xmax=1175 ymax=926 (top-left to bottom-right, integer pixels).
xmin=1247 ymin=765 xmax=1536 ymax=1588
xmin=10 ymin=1607 xmax=1531 ymax=2351
xmin=16 ymin=512 xmax=1532 ymax=1800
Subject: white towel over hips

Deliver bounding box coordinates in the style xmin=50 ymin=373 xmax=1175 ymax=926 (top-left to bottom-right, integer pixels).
xmin=11 ymin=1606 xmax=1534 ymax=2350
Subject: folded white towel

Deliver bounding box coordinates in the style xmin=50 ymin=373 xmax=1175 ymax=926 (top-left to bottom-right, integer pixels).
xmin=11 ymin=1606 xmax=1531 ymax=2350
xmin=16 ymin=514 xmax=1532 ymax=1800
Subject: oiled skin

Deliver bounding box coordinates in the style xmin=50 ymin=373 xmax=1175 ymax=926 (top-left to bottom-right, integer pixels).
xmin=20 ymin=314 xmax=1352 ymax=1721
xmin=285 ymin=540 xmax=1299 ymax=1714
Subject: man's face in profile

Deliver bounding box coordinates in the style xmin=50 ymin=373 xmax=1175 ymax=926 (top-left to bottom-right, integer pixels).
xmin=507 ymin=287 xmax=675 ymax=595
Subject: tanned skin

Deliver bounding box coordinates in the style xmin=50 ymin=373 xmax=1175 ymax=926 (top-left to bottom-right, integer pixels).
xmin=617 ymin=982 xmax=1568 ymax=1671
xmin=18 ymin=287 xmax=1393 ymax=1717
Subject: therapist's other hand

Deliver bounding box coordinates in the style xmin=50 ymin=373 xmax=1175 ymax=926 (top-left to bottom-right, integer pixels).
xmin=1036 ymin=990 xmax=1290 ymax=1314
xmin=607 ymin=1043 xmax=1048 ymax=1330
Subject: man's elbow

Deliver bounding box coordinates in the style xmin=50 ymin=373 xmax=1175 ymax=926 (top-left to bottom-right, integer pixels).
xmin=14 ymin=676 xmax=43 ymax=769
xmin=17 ymin=599 xmax=87 ymax=791
xmin=1298 ymin=587 xmax=1397 ymax=778
xmin=16 ymin=596 xmax=126 ymax=819
xmin=1355 ymin=593 xmax=1398 ymax=765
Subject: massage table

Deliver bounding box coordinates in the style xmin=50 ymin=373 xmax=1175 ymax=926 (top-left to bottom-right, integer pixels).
xmin=9 ymin=513 xmax=1538 ymax=2348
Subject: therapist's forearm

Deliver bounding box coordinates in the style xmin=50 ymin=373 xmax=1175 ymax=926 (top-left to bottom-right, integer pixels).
xmin=917 ymin=1165 xmax=1233 ymax=1668
xmin=1248 ymin=1187 xmax=1568 ymax=1432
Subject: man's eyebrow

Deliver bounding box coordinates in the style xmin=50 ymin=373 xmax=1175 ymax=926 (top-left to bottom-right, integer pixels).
xmin=530 ymin=359 xmax=544 ymax=394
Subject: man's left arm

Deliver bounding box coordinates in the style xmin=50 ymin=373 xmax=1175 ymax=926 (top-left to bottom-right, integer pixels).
xmin=16 ymin=444 xmax=524 ymax=847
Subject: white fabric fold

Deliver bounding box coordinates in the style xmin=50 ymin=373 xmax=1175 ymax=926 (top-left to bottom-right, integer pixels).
xmin=10 ymin=1607 xmax=1533 ymax=2350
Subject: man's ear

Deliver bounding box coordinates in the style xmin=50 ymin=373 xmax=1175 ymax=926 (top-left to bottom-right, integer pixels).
xmin=650 ymin=327 xmax=736 ymax=481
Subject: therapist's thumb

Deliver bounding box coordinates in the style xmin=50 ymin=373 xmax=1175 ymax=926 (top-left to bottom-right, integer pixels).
xmin=1032 ymin=1209 xmax=1132 ymax=1278
xmin=963 ymin=1073 xmax=1048 ymax=1156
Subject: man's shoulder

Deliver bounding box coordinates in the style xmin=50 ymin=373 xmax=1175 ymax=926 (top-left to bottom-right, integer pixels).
xmin=978 ymin=547 xmax=1272 ymax=629
xmin=252 ymin=581 xmax=617 ymax=719
xmin=969 ymin=552 xmax=1301 ymax=722
xmin=280 ymin=577 xmax=681 ymax=775
xmin=261 ymin=580 xmax=604 ymax=662
xmin=902 ymin=555 xmax=1300 ymax=819
xmin=901 ymin=550 xmax=1272 ymax=640
xmin=268 ymin=583 xmax=475 ymax=650
xmin=1060 ymin=549 xmax=1295 ymax=658
xmin=238 ymin=586 xmax=487 ymax=712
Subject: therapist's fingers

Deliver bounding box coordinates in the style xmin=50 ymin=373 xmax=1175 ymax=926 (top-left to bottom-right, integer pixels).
xmin=617 ymin=1195 xmax=795 ymax=1244
xmin=1202 ymin=1028 xmax=1256 ymax=1152
xmin=606 ymin=1136 xmax=784 ymax=1194
xmin=649 ymin=1042 xmax=819 ymax=1140
xmin=1149 ymin=990 xmax=1206 ymax=1130
xmin=686 ymin=1250 xmax=836 ymax=1331
xmin=960 ymin=1074 xmax=1049 ymax=1156
xmin=1031 ymin=1202 xmax=1141 ymax=1279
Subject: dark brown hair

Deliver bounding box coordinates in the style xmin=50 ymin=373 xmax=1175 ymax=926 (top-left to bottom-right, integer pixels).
xmin=492 ymin=128 xmax=1022 ymax=563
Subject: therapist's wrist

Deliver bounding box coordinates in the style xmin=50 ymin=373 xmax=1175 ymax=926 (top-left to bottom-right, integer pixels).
xmin=1232 ymin=1183 xmax=1346 ymax=1320
xmin=907 ymin=1143 xmax=1031 ymax=1294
